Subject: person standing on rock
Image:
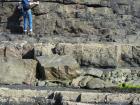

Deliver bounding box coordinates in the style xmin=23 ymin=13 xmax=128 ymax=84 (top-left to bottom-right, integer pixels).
xmin=22 ymin=0 xmax=39 ymax=36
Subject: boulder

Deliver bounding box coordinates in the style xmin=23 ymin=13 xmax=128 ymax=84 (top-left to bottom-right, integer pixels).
xmin=0 ymin=57 xmax=37 ymax=85
xmin=71 ymin=76 xmax=85 ymax=88
xmin=36 ymin=55 xmax=80 ymax=80
xmin=86 ymin=78 xmax=116 ymax=89
xmin=79 ymin=76 xmax=93 ymax=88
xmin=71 ymin=75 xmax=115 ymax=88
xmin=83 ymin=67 xmax=103 ymax=77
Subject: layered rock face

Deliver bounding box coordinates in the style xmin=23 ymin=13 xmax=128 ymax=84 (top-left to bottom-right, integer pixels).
xmin=0 ymin=41 xmax=139 ymax=89
xmin=1 ymin=87 xmax=140 ymax=105
xmin=0 ymin=0 xmax=140 ymax=104
xmin=1 ymin=0 xmax=140 ymax=43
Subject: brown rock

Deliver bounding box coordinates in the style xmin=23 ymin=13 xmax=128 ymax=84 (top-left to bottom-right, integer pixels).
xmin=37 ymin=55 xmax=80 ymax=80
xmin=0 ymin=57 xmax=37 ymax=85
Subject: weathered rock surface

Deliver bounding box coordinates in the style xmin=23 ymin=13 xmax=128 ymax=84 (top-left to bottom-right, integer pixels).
xmin=101 ymin=68 xmax=140 ymax=88
xmin=55 ymin=43 xmax=118 ymax=68
xmin=36 ymin=55 xmax=80 ymax=80
xmin=1 ymin=1 xmax=140 ymax=103
xmin=86 ymin=78 xmax=116 ymax=89
xmin=0 ymin=87 xmax=139 ymax=105
xmin=0 ymin=41 xmax=139 ymax=88
xmin=82 ymin=67 xmax=103 ymax=77
xmin=34 ymin=43 xmax=55 ymax=58
xmin=72 ymin=75 xmax=116 ymax=89
xmin=1 ymin=0 xmax=140 ymax=43
xmin=55 ymin=43 xmax=140 ymax=68
xmin=0 ymin=57 xmax=37 ymax=85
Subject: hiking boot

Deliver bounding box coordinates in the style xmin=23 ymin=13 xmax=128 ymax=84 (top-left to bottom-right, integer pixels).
xmin=28 ymin=31 xmax=35 ymax=36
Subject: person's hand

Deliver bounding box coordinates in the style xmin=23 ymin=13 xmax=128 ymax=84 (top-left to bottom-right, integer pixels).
xmin=36 ymin=1 xmax=39 ymax=5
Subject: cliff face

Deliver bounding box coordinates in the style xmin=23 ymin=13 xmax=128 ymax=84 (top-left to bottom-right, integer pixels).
xmin=0 ymin=0 xmax=140 ymax=89
xmin=1 ymin=0 xmax=140 ymax=44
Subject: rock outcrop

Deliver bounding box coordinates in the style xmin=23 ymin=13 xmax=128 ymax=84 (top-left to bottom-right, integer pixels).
xmin=0 ymin=86 xmax=140 ymax=105
xmin=0 ymin=40 xmax=139 ymax=89
xmin=0 ymin=0 xmax=140 ymax=103
xmin=36 ymin=55 xmax=80 ymax=80
xmin=0 ymin=57 xmax=37 ymax=85
xmin=1 ymin=0 xmax=140 ymax=44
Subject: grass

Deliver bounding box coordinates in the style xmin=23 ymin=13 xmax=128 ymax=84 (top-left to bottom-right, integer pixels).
xmin=119 ymin=83 xmax=140 ymax=89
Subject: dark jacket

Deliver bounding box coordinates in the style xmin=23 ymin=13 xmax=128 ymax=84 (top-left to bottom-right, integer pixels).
xmin=22 ymin=0 xmax=30 ymax=11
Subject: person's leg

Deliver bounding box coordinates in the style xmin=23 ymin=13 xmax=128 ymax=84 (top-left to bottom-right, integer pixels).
xmin=23 ymin=11 xmax=28 ymax=33
xmin=27 ymin=9 xmax=33 ymax=32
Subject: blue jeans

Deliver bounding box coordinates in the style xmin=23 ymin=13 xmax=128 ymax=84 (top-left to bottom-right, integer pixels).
xmin=23 ymin=9 xmax=33 ymax=32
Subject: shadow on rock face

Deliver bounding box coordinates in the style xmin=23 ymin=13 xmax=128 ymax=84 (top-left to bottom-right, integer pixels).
xmin=54 ymin=93 xmax=63 ymax=105
xmin=36 ymin=62 xmax=46 ymax=80
xmin=6 ymin=6 xmax=23 ymax=34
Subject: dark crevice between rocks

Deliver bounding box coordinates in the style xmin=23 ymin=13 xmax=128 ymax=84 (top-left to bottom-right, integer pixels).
xmin=76 ymin=94 xmax=81 ymax=102
xmin=36 ymin=61 xmax=46 ymax=81
xmin=4 ymin=47 xmax=6 ymax=57
xmin=83 ymin=4 xmax=106 ymax=8
xmin=99 ymin=35 xmax=116 ymax=42
xmin=48 ymin=93 xmax=54 ymax=99
xmin=22 ymin=49 xmax=34 ymax=59
xmin=80 ymin=63 xmax=116 ymax=69
xmin=53 ymin=93 xmax=63 ymax=105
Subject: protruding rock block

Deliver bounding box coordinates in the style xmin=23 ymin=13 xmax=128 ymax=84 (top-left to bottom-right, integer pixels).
xmin=0 ymin=57 xmax=37 ymax=85
xmin=37 ymin=55 xmax=80 ymax=80
xmin=86 ymin=78 xmax=116 ymax=89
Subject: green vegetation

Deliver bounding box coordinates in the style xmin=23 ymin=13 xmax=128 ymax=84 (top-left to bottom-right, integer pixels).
xmin=119 ymin=83 xmax=140 ymax=89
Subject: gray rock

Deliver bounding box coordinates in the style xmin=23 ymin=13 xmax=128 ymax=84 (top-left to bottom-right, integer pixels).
xmin=0 ymin=57 xmax=37 ymax=85
xmin=46 ymin=82 xmax=59 ymax=87
xmin=86 ymin=78 xmax=116 ymax=89
xmin=1 ymin=0 xmax=140 ymax=43
xmin=79 ymin=76 xmax=93 ymax=88
xmin=83 ymin=67 xmax=103 ymax=77
xmin=71 ymin=76 xmax=85 ymax=88
xmin=37 ymin=81 xmax=46 ymax=86
xmin=36 ymin=55 xmax=80 ymax=80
